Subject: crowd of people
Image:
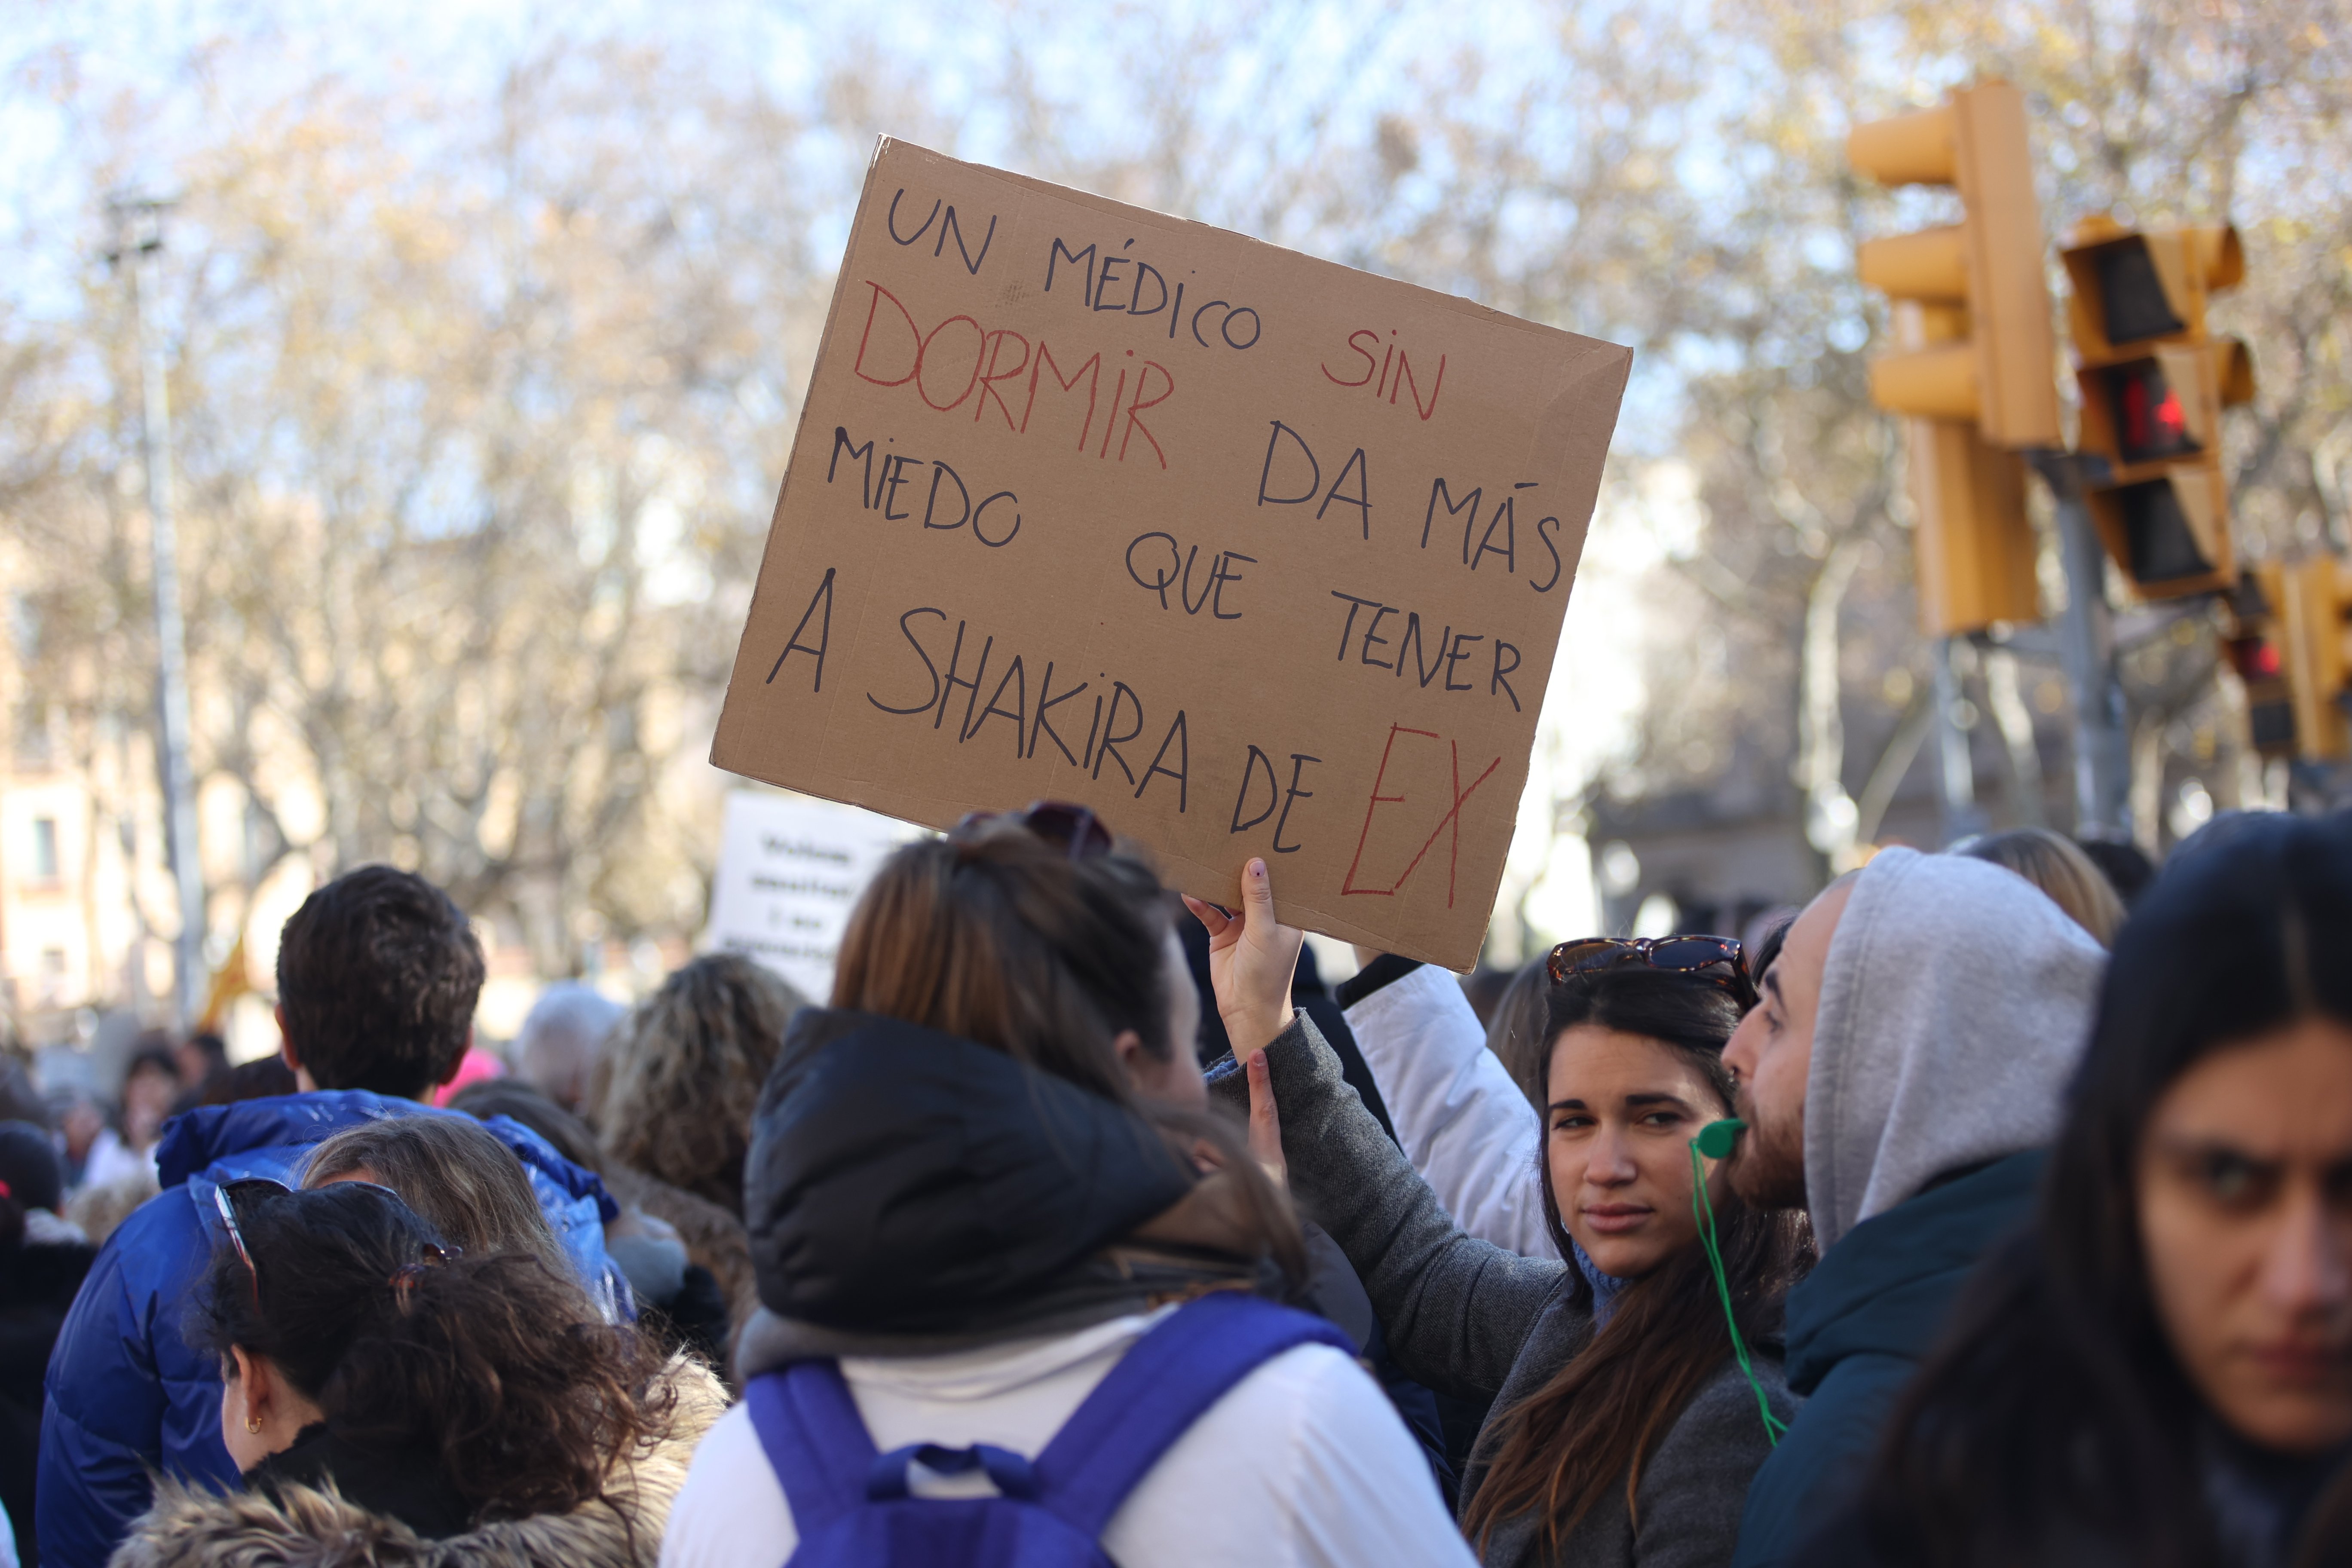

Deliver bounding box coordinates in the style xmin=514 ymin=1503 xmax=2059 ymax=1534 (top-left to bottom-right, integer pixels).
xmin=0 ymin=807 xmax=2343 ymax=1567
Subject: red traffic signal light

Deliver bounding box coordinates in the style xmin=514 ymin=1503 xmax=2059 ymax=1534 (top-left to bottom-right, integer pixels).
xmin=2226 ymin=633 xmax=2281 ymax=683
xmin=2107 ymin=360 xmax=2196 ymax=465
xmin=2225 ymin=572 xmax=2297 ymax=759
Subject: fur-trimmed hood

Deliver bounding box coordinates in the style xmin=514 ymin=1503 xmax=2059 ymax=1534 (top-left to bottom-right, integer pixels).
xmin=105 ymin=1354 xmax=727 ymax=1568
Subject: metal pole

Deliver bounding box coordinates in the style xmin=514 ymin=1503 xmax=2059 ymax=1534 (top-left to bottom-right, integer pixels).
xmin=113 ymin=195 xmax=205 ymax=1028
xmin=1932 ymin=636 xmax=1987 ymax=844
xmin=2031 ymin=452 xmax=2132 ymax=838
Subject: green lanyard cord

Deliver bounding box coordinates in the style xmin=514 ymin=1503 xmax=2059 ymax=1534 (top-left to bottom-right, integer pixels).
xmin=1690 ymin=1138 xmax=1789 ymax=1446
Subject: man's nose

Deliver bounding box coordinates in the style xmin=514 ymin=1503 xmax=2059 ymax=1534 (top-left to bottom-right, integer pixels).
xmin=1723 ymin=1012 xmax=1762 ymax=1084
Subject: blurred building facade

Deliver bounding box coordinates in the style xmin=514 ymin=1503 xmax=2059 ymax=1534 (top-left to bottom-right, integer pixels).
xmin=1 ymin=545 xmax=183 ymax=1042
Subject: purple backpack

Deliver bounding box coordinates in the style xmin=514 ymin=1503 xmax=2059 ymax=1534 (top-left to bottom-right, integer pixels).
xmin=746 ymin=1292 xmax=1354 ymax=1567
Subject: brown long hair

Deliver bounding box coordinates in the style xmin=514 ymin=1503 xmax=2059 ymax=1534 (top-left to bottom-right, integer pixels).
xmin=833 ymin=815 xmax=1305 ymax=1284
xmin=1462 ymin=967 xmax=1810 ymax=1550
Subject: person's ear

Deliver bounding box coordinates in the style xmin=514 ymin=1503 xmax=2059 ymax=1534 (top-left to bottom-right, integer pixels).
xmin=432 ymin=1024 xmax=475 ymax=1090
xmin=276 ymin=1004 xmax=299 ymax=1075
xmin=1112 ymin=1029 xmax=1148 ymax=1087
xmin=230 ymin=1346 xmax=272 ymax=1422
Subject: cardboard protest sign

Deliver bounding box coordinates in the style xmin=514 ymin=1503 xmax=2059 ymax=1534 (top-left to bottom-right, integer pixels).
xmin=712 ymin=138 xmax=1631 ymax=968
xmin=701 ymin=791 xmax=920 ymax=1001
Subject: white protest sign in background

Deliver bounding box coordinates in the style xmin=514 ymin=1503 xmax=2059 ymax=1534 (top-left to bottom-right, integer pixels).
xmin=701 ymin=791 xmax=923 ymax=1002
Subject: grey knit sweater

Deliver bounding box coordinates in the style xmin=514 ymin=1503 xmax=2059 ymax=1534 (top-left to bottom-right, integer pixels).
xmin=1217 ymin=1013 xmax=1795 ymax=1568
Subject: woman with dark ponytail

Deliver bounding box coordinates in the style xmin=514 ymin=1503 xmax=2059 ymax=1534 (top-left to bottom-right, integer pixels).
xmin=109 ymin=1179 xmax=723 ymax=1568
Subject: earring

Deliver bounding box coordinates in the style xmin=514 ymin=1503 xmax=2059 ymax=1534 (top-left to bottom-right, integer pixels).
xmin=245 ymin=1414 xmax=263 ymax=1435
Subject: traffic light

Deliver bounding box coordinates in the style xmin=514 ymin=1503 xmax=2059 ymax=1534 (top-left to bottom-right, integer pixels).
xmin=1848 ymin=80 xmax=2060 ymax=635
xmin=2271 ymin=556 xmax=2351 ymax=761
xmin=1849 ymin=80 xmax=2063 ymax=450
xmin=2062 ymin=216 xmax=2251 ymax=598
xmin=1901 ymin=333 xmax=2041 ymax=637
xmin=2226 ymin=571 xmax=2299 ymax=759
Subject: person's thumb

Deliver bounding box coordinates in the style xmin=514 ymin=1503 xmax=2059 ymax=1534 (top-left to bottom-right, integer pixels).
xmin=1245 ymin=1048 xmax=1286 ymax=1187
xmin=1242 ymin=857 xmax=1278 ymax=931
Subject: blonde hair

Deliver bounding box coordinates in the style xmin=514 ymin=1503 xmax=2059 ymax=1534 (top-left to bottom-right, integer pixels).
xmin=1957 ymin=828 xmax=2127 ymax=947
xmin=597 ymin=955 xmax=808 ymax=1212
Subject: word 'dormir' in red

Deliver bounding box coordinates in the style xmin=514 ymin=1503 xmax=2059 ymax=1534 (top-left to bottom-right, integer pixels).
xmin=1341 ymin=723 xmax=1503 ymax=910
xmin=852 ymin=281 xmax=1174 ymax=469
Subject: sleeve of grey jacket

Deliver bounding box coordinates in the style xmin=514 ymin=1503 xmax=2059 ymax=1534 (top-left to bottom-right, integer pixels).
xmin=1632 ymin=1361 xmax=1798 ymax=1568
xmin=1213 ymin=1012 xmax=1566 ymax=1400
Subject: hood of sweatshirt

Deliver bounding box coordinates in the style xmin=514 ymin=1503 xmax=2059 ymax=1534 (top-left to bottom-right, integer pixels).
xmin=744 ymin=1008 xmax=1200 ymax=1341
xmin=1804 ymin=846 xmax=2106 ymax=1252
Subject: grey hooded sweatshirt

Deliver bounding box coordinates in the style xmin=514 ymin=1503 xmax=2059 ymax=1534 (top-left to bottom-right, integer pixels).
xmin=1730 ymin=845 xmax=2108 ymax=1568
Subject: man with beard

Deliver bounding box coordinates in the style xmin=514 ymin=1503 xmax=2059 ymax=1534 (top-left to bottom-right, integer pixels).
xmin=1718 ymin=848 xmax=2107 ymax=1568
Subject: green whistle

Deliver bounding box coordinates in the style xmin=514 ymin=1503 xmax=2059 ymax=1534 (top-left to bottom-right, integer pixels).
xmin=1694 ymin=1119 xmax=1747 ymax=1160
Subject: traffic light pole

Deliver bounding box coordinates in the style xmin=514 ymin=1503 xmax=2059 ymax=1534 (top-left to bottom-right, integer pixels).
xmin=1931 ymin=637 xmax=1988 ymax=844
xmin=111 ymin=193 xmax=207 ymax=1028
xmin=2030 ymin=451 xmax=2133 ymax=839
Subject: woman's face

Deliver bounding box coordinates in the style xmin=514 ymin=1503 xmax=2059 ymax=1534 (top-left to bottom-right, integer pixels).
xmin=2138 ymin=1014 xmax=2352 ymax=1455
xmin=1545 ymin=1024 xmax=1728 ymax=1279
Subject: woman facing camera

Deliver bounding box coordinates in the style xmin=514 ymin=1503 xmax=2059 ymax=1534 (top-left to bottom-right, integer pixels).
xmin=1200 ymin=862 xmax=1809 ymax=1568
xmin=1810 ymin=811 xmax=2352 ymax=1568
xmin=109 ymin=1179 xmax=720 ymax=1567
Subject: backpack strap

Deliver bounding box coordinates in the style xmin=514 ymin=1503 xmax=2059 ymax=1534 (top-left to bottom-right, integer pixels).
xmin=1032 ymin=1292 xmax=1355 ymax=1539
xmin=744 ymin=1361 xmax=881 ymax=1534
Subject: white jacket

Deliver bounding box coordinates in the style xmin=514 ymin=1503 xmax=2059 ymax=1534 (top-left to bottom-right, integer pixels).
xmin=1341 ymin=963 xmax=1556 ymax=1259
xmin=659 ymin=1305 xmax=1473 ymax=1568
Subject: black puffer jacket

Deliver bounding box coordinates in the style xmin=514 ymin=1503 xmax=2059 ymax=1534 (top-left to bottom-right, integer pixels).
xmin=4 ymin=1225 xmax=100 ymax=1565
xmin=737 ymin=1008 xmax=1209 ymax=1368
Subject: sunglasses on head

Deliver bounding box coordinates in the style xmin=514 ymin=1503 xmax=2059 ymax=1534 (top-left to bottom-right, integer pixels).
xmin=212 ymin=1176 xmax=459 ymax=1311
xmin=1546 ymin=935 xmax=1758 ymax=1009
xmin=952 ymin=800 xmax=1114 ymax=861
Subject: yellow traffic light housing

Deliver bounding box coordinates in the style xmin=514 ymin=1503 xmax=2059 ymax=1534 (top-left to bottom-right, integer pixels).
xmin=1849 ymin=80 xmax=2058 ymax=636
xmin=1849 ymin=81 xmax=2063 ymax=450
xmin=2273 ymin=556 xmax=2352 ymax=761
xmin=1908 ymin=418 xmax=2040 ymax=636
xmin=2061 ymin=216 xmax=2251 ymax=601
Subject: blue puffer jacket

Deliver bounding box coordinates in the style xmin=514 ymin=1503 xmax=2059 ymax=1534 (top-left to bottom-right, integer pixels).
xmin=35 ymin=1090 xmax=631 ymax=1568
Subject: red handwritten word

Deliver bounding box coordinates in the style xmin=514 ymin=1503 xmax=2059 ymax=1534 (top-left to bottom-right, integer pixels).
xmin=1340 ymin=724 xmax=1502 ymax=908
xmin=852 ymin=281 xmax=1174 ymax=469
xmin=1319 ymin=329 xmax=1447 ymax=422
